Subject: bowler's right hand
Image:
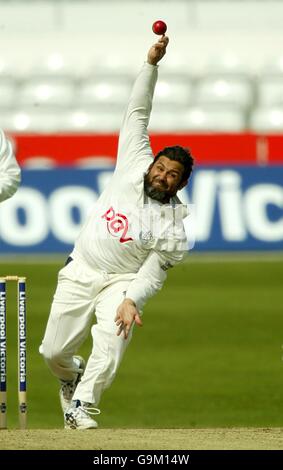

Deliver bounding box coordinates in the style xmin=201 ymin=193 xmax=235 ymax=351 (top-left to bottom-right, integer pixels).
xmin=147 ymin=35 xmax=169 ymax=66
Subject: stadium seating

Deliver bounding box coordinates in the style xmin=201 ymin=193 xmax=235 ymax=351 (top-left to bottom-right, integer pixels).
xmin=261 ymin=55 xmax=283 ymax=77
xmin=154 ymin=76 xmax=193 ymax=106
xmin=12 ymin=31 xmax=283 ymax=136
xmin=61 ymin=108 xmax=123 ymax=132
xmin=203 ymin=54 xmax=252 ymax=78
xmin=18 ymin=78 xmax=76 ymax=107
xmin=250 ymin=107 xmax=283 ymax=133
xmin=0 ymin=79 xmax=17 ymax=108
xmin=77 ymin=78 xmax=132 ymax=107
xmin=0 ymin=108 xmax=66 ymax=132
xmin=150 ymin=105 xmax=246 ymax=132
xmin=193 ymin=77 xmax=253 ymax=109
xmin=257 ymin=78 xmax=283 ymax=107
xmin=26 ymin=52 xmax=78 ymax=79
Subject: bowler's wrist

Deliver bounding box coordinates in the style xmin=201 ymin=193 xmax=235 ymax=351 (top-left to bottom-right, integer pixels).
xmin=146 ymin=60 xmax=158 ymax=68
xmin=123 ymin=298 xmax=136 ymax=307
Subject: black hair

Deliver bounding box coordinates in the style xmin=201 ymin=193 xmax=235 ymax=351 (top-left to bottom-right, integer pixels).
xmin=154 ymin=145 xmax=194 ymax=182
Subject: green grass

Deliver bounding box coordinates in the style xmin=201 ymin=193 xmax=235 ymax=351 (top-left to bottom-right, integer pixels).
xmin=1 ymin=256 xmax=283 ymax=429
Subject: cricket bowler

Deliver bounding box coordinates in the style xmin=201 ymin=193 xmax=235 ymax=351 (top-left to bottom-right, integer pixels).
xmin=40 ymin=35 xmax=194 ymax=429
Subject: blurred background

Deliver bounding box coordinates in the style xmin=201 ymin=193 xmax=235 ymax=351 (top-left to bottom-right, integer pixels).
xmin=0 ymin=0 xmax=283 ymax=431
xmin=0 ymin=0 xmax=283 ymax=252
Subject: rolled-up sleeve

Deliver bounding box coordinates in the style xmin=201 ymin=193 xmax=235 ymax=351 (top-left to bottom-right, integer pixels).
xmin=126 ymin=249 xmax=186 ymax=311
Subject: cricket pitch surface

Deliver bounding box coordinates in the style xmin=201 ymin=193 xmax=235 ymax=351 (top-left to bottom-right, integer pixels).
xmin=0 ymin=428 xmax=282 ymax=450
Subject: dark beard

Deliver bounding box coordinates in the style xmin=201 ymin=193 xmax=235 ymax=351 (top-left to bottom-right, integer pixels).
xmin=144 ymin=173 xmax=170 ymax=203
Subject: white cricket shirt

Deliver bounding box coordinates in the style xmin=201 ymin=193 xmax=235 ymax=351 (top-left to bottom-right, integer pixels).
xmin=72 ymin=62 xmax=188 ymax=309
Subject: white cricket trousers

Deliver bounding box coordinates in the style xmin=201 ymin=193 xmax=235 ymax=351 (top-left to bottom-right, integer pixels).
xmin=40 ymin=257 xmax=136 ymax=406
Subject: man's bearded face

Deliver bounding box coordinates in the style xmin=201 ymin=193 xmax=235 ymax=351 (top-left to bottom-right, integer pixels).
xmin=144 ymin=156 xmax=185 ymax=203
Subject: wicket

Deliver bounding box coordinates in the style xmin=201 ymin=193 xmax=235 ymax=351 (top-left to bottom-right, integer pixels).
xmin=0 ymin=276 xmax=27 ymax=430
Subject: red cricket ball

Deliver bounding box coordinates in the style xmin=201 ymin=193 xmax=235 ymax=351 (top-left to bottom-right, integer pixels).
xmin=152 ymin=20 xmax=167 ymax=36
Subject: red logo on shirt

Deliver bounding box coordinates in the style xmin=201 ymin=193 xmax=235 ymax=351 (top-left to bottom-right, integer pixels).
xmin=102 ymin=207 xmax=133 ymax=243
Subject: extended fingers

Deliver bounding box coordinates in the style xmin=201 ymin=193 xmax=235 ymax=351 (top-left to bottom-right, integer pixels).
xmin=116 ymin=322 xmax=130 ymax=339
xmin=116 ymin=316 xmax=133 ymax=339
xmin=117 ymin=323 xmax=124 ymax=336
xmin=134 ymin=314 xmax=143 ymax=327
